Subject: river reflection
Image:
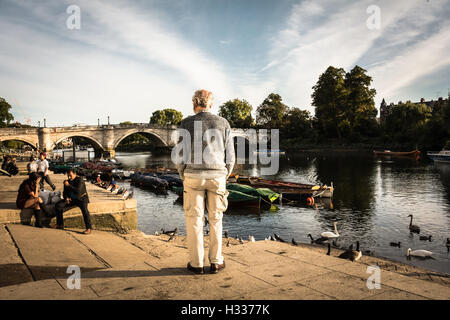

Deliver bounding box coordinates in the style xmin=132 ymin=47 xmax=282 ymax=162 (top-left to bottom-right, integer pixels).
xmin=115 ymin=151 xmax=450 ymax=274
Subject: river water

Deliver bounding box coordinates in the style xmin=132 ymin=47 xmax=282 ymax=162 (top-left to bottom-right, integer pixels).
xmin=114 ymin=151 xmax=450 ymax=275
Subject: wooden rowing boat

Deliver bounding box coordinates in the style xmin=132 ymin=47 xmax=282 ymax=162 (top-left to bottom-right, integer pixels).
xmin=373 ymin=150 xmax=420 ymax=157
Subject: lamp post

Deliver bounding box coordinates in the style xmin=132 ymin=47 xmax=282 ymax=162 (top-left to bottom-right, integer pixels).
xmin=43 ymin=118 xmax=46 ymax=128
xmin=107 ymin=116 xmax=110 ymax=125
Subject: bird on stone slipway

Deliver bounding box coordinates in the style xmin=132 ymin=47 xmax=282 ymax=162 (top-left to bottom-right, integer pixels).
xmin=307 ymin=234 xmax=329 ymax=245
xmin=274 ymin=233 xmax=286 ymax=243
xmin=239 ymin=237 xmax=244 ymax=244
xmin=291 ymin=238 xmax=299 ymax=246
xmin=270 ymin=235 xmax=276 ymax=241
xmin=163 ymin=227 xmax=178 ymax=236
xmin=226 ymin=240 xmax=230 ymax=247
xmin=338 ymin=241 xmax=362 ymax=262
xmin=249 ymin=235 xmax=255 ymax=242
xmin=224 ymin=230 xmax=229 ymax=238
xmin=204 ymin=216 xmax=209 ymax=226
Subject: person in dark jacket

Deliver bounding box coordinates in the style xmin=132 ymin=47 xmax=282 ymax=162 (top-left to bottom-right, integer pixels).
xmin=16 ymin=172 xmax=44 ymax=227
xmin=53 ymin=168 xmax=92 ymax=234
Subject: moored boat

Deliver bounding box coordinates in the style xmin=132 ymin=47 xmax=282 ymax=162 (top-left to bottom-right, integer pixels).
xmin=373 ymin=150 xmax=420 ymax=158
xmin=427 ymin=149 xmax=450 ymax=163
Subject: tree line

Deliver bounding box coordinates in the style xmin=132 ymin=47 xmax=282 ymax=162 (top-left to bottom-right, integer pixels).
xmin=2 ymin=65 xmax=449 ymax=150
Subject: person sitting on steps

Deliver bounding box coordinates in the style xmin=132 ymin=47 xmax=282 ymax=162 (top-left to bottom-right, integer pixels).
xmin=16 ymin=172 xmax=45 ymax=228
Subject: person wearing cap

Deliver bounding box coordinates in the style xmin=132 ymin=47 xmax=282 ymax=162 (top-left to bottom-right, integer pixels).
xmin=174 ymin=89 xmax=235 ymax=274
xmin=37 ymin=152 xmax=56 ymax=191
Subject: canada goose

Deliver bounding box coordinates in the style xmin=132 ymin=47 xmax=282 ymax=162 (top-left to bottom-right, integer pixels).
xmin=419 ymin=235 xmax=432 ymax=241
xmin=292 ymin=238 xmax=299 ymax=246
xmin=274 ymin=233 xmax=286 ymax=243
xmin=163 ymin=227 xmax=178 ymax=236
xmin=390 ymin=242 xmax=401 ymax=247
xmin=338 ymin=241 xmax=362 ymax=262
xmin=270 ymin=235 xmax=276 ymax=241
xmin=326 ymin=243 xmax=331 ymax=255
xmin=407 ymin=215 xmax=420 ymax=234
xmin=321 ymin=222 xmax=339 ymax=239
xmin=249 ymin=235 xmax=255 ymax=242
xmin=406 ymin=248 xmax=432 ymax=258
xmin=239 ymin=237 xmax=244 ymax=244
xmin=307 ymin=234 xmax=329 ymax=244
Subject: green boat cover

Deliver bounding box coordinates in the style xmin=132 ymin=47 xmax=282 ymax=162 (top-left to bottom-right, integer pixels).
xmin=226 ymin=183 xmax=279 ymax=203
xmin=171 ymin=186 xmax=260 ymax=203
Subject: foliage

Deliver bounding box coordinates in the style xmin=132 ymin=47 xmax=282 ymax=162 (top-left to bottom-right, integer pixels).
xmin=218 ymin=99 xmax=255 ymax=128
xmin=256 ymin=93 xmax=289 ymax=129
xmin=0 ymin=97 xmax=14 ymax=127
xmin=150 ymin=108 xmax=183 ymax=125
xmin=282 ymin=108 xmax=315 ymax=140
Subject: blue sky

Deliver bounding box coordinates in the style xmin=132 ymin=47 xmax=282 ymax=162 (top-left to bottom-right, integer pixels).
xmin=1 ymin=0 xmax=449 ymax=126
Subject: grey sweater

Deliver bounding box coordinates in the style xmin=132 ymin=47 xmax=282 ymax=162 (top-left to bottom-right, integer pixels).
xmin=175 ymin=111 xmax=235 ymax=180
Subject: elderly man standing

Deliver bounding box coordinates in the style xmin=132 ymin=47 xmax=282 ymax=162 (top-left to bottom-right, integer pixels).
xmin=175 ymin=89 xmax=235 ymax=274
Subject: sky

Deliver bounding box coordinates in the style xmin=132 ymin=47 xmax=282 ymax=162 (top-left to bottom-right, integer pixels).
xmin=0 ymin=0 xmax=449 ymax=127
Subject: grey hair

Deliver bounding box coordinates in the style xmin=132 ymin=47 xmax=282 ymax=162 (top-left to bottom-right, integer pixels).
xmin=192 ymin=89 xmax=213 ymax=108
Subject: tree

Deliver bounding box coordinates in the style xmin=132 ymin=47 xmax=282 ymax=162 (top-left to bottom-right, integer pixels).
xmin=283 ymin=108 xmax=314 ymax=139
xmin=0 ymin=97 xmax=14 ymax=128
xmin=218 ymin=99 xmax=254 ymax=128
xmin=150 ymin=108 xmax=183 ymax=125
xmin=256 ymin=93 xmax=288 ymax=129
xmin=311 ymin=66 xmax=346 ymax=140
xmin=343 ymin=65 xmax=378 ymax=138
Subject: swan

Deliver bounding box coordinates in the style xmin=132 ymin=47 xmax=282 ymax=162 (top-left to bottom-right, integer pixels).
xmin=406 ymin=248 xmax=432 ymax=258
xmin=321 ymin=222 xmax=339 ymax=239
xmin=338 ymin=241 xmax=362 ymax=262
xmin=407 ymin=215 xmax=420 ymax=234
xmin=307 ymin=234 xmax=329 ymax=244
xmin=390 ymin=242 xmax=401 ymax=247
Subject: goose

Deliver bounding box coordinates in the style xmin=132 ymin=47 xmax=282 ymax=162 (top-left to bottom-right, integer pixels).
xmin=446 ymin=238 xmax=450 ymax=252
xmin=390 ymin=242 xmax=401 ymax=247
xmin=249 ymin=235 xmax=255 ymax=242
xmin=274 ymin=233 xmax=286 ymax=243
xmin=163 ymin=227 xmax=178 ymax=236
xmin=419 ymin=235 xmax=432 ymax=241
xmin=270 ymin=235 xmax=276 ymax=241
xmin=307 ymin=234 xmax=329 ymax=244
xmin=326 ymin=243 xmax=331 ymax=256
xmin=321 ymin=222 xmax=339 ymax=239
xmin=406 ymin=248 xmax=432 ymax=258
xmin=407 ymin=215 xmax=420 ymax=234
xmin=239 ymin=237 xmax=244 ymax=244
xmin=204 ymin=216 xmax=209 ymax=226
xmin=291 ymin=238 xmax=299 ymax=246
xmin=226 ymin=240 xmax=230 ymax=247
xmin=338 ymin=241 xmax=362 ymax=262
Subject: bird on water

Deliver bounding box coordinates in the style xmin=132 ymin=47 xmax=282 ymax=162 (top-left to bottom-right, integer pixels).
xmin=407 ymin=215 xmax=420 ymax=234
xmin=321 ymin=222 xmax=339 ymax=239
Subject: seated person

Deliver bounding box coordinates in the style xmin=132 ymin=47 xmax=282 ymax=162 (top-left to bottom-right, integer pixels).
xmin=27 ymin=155 xmax=38 ymax=174
xmin=16 ymin=172 xmax=44 ymax=228
xmin=53 ymin=168 xmax=92 ymax=234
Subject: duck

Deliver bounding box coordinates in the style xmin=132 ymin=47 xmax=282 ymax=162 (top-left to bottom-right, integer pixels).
xmin=407 ymin=215 xmax=420 ymax=234
xmin=274 ymin=233 xmax=286 ymax=243
xmin=338 ymin=241 xmax=362 ymax=262
xmin=390 ymin=242 xmax=401 ymax=247
xmin=307 ymin=234 xmax=329 ymax=244
xmin=406 ymin=248 xmax=433 ymax=259
xmin=291 ymin=238 xmax=299 ymax=246
xmin=321 ymin=222 xmax=339 ymax=239
xmin=419 ymin=235 xmax=432 ymax=241
xmin=447 ymin=238 xmax=450 ymax=252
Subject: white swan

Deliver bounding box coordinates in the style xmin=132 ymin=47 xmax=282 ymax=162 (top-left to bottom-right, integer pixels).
xmin=406 ymin=248 xmax=432 ymax=258
xmin=321 ymin=222 xmax=339 ymax=239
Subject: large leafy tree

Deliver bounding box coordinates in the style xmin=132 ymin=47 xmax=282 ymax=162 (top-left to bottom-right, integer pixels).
xmin=256 ymin=93 xmax=288 ymax=129
xmin=343 ymin=65 xmax=378 ymax=138
xmin=0 ymin=97 xmax=14 ymax=127
xmin=283 ymin=108 xmax=314 ymax=139
xmin=150 ymin=108 xmax=183 ymax=125
xmin=218 ymin=98 xmax=254 ymax=128
xmin=311 ymin=66 xmax=346 ymax=140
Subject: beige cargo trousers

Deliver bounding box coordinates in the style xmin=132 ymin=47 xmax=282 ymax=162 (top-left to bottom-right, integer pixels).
xmin=183 ymin=176 xmax=228 ymax=268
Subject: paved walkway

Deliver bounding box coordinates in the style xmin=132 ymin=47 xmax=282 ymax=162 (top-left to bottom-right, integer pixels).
xmin=0 ymin=224 xmax=449 ymax=300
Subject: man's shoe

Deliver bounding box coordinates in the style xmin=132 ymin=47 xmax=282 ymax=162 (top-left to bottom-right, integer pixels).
xmin=187 ymin=262 xmax=205 ymax=274
xmin=210 ymin=261 xmax=226 ymax=274
xmin=82 ymin=229 xmax=91 ymax=235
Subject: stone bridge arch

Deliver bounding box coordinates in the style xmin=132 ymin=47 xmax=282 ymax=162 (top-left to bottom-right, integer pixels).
xmin=0 ymin=135 xmax=39 ymax=150
xmin=113 ymin=128 xmax=169 ymax=150
xmin=50 ymin=133 xmax=105 ymax=158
